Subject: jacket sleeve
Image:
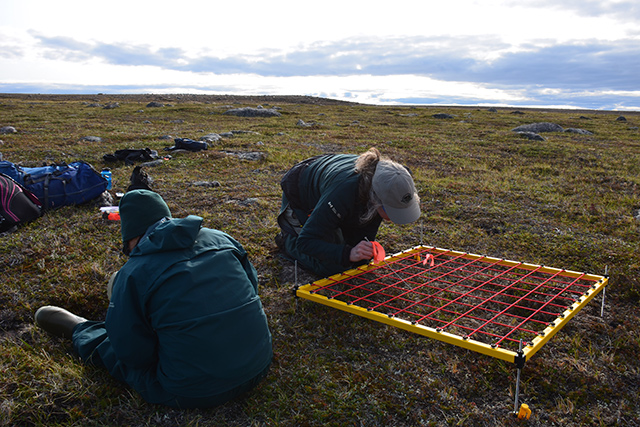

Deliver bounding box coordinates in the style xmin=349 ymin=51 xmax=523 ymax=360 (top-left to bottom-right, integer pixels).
xmin=295 ymin=191 xmax=356 ymax=267
xmin=223 ymin=232 xmax=259 ymax=294
xmin=343 ymin=218 xmax=381 ymax=248
xmin=105 ymin=269 xmax=158 ymax=369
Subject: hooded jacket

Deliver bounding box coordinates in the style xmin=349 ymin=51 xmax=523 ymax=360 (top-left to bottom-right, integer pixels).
xmin=104 ymin=215 xmax=272 ymax=402
xmin=290 ymin=154 xmax=382 ymax=268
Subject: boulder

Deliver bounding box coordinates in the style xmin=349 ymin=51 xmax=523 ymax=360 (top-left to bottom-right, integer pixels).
xmin=0 ymin=126 xmax=17 ymax=134
xmin=191 ymin=181 xmax=221 ymax=188
xmin=297 ymin=119 xmax=315 ymax=127
xmin=81 ymin=136 xmax=103 ymax=142
xmin=224 ymin=151 xmax=267 ymax=161
xmin=517 ymin=131 xmax=546 ymax=141
xmin=564 ymin=128 xmax=594 ymax=135
xmin=512 ymin=122 xmax=563 ymax=133
xmin=201 ymin=133 xmax=222 ymax=142
xmin=223 ymin=107 xmax=281 ymax=117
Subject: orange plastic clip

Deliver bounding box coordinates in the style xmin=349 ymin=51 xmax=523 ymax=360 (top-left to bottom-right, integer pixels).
xmin=423 ymin=253 xmax=435 ymax=267
xmin=371 ymin=241 xmax=386 ymax=263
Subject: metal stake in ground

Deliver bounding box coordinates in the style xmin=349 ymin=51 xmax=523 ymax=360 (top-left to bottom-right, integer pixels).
xmin=513 ymin=339 xmax=524 ymax=415
xmin=601 ymin=265 xmax=608 ymax=318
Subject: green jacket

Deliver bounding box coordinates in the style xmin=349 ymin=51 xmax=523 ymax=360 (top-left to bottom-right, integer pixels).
xmin=293 ymin=154 xmax=382 ymax=268
xmin=106 ymin=215 xmax=272 ymax=401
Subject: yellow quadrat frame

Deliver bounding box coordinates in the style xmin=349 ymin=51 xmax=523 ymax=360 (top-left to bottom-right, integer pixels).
xmin=295 ymin=245 xmax=608 ymax=366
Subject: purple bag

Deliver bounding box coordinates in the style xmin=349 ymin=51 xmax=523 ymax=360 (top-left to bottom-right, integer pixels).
xmin=0 ymin=173 xmax=42 ymax=232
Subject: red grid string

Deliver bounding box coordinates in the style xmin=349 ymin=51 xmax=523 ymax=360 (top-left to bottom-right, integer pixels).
xmin=309 ymin=247 xmax=599 ymax=352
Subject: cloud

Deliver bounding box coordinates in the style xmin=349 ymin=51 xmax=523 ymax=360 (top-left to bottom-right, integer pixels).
xmin=0 ymin=45 xmax=24 ymax=59
xmin=29 ymin=33 xmax=640 ymax=94
xmin=455 ymin=41 xmax=640 ymax=91
xmin=91 ymin=44 xmax=184 ymax=67
xmin=30 ymin=32 xmax=187 ymax=67
xmin=1 ymin=78 xmax=639 ymax=110
xmin=30 ymin=33 xmax=93 ymax=61
xmin=516 ymin=0 xmax=640 ymax=21
xmin=6 ymin=27 xmax=638 ymax=110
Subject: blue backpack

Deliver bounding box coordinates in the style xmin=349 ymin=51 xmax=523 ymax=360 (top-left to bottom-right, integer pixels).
xmin=0 ymin=161 xmax=108 ymax=210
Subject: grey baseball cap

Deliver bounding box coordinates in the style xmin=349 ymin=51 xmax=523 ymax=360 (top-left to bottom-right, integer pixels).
xmin=372 ymin=161 xmax=421 ymax=224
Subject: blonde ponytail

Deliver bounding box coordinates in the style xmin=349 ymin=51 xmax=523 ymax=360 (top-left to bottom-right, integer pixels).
xmin=356 ymin=148 xmax=384 ymax=223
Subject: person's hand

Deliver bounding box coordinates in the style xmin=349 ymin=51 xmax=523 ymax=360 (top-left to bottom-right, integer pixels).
xmin=349 ymin=240 xmax=373 ymax=262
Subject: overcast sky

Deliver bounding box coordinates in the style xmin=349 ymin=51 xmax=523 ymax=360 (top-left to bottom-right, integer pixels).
xmin=1 ymin=0 xmax=639 ymax=110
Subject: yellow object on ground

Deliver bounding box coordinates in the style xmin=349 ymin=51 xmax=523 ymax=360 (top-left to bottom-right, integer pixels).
xmin=518 ymin=403 xmax=532 ymax=419
xmin=296 ymin=245 xmax=608 ymax=365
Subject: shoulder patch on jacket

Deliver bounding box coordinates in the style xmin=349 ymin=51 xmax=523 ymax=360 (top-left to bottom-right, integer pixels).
xmin=327 ymin=201 xmax=342 ymax=219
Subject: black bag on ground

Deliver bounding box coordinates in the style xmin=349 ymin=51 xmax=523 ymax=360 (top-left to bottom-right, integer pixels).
xmin=103 ymin=148 xmax=158 ymax=165
xmin=0 ymin=161 xmax=108 ymax=210
xmin=0 ymin=173 xmax=42 ymax=232
xmin=165 ymin=138 xmax=208 ymax=152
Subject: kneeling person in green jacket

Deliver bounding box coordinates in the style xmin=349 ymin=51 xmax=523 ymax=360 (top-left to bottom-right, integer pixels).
xmin=276 ymin=147 xmax=421 ymax=277
xmin=35 ymin=190 xmax=273 ymax=409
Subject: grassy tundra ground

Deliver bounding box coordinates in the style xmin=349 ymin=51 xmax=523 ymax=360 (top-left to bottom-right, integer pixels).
xmin=0 ymin=94 xmax=639 ymax=426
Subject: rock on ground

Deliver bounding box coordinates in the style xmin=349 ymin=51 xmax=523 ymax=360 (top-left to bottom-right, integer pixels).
xmin=224 ymin=107 xmax=282 ymax=118
xmin=201 ymin=133 xmax=222 ymax=142
xmin=564 ymin=128 xmax=594 ymax=135
xmin=81 ymin=136 xmax=103 ymax=142
xmin=512 ymin=122 xmax=564 ymax=133
xmin=223 ymin=151 xmax=267 ymax=161
xmin=0 ymin=126 xmax=17 ymax=134
xmin=517 ymin=131 xmax=546 ymax=141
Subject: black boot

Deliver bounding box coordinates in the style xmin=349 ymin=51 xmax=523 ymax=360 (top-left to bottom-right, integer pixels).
xmin=274 ymin=232 xmax=286 ymax=251
xmin=127 ymin=166 xmax=153 ymax=191
xmin=34 ymin=306 xmax=87 ymax=339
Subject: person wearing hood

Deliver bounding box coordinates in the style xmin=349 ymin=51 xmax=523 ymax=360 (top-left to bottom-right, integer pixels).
xmin=276 ymin=147 xmax=421 ymax=277
xmin=34 ymin=190 xmax=273 ymax=409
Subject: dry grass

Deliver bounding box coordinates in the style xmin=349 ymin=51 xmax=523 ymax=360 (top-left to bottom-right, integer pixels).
xmin=1 ymin=94 xmax=639 ymax=426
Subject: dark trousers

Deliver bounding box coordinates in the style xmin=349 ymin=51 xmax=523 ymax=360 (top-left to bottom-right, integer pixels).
xmin=72 ymin=321 xmax=270 ymax=409
xmin=277 ymin=195 xmax=347 ymax=277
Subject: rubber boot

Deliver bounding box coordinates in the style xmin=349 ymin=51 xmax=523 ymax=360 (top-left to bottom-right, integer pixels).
xmin=34 ymin=306 xmax=88 ymax=339
xmin=127 ymin=165 xmax=152 ymax=191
